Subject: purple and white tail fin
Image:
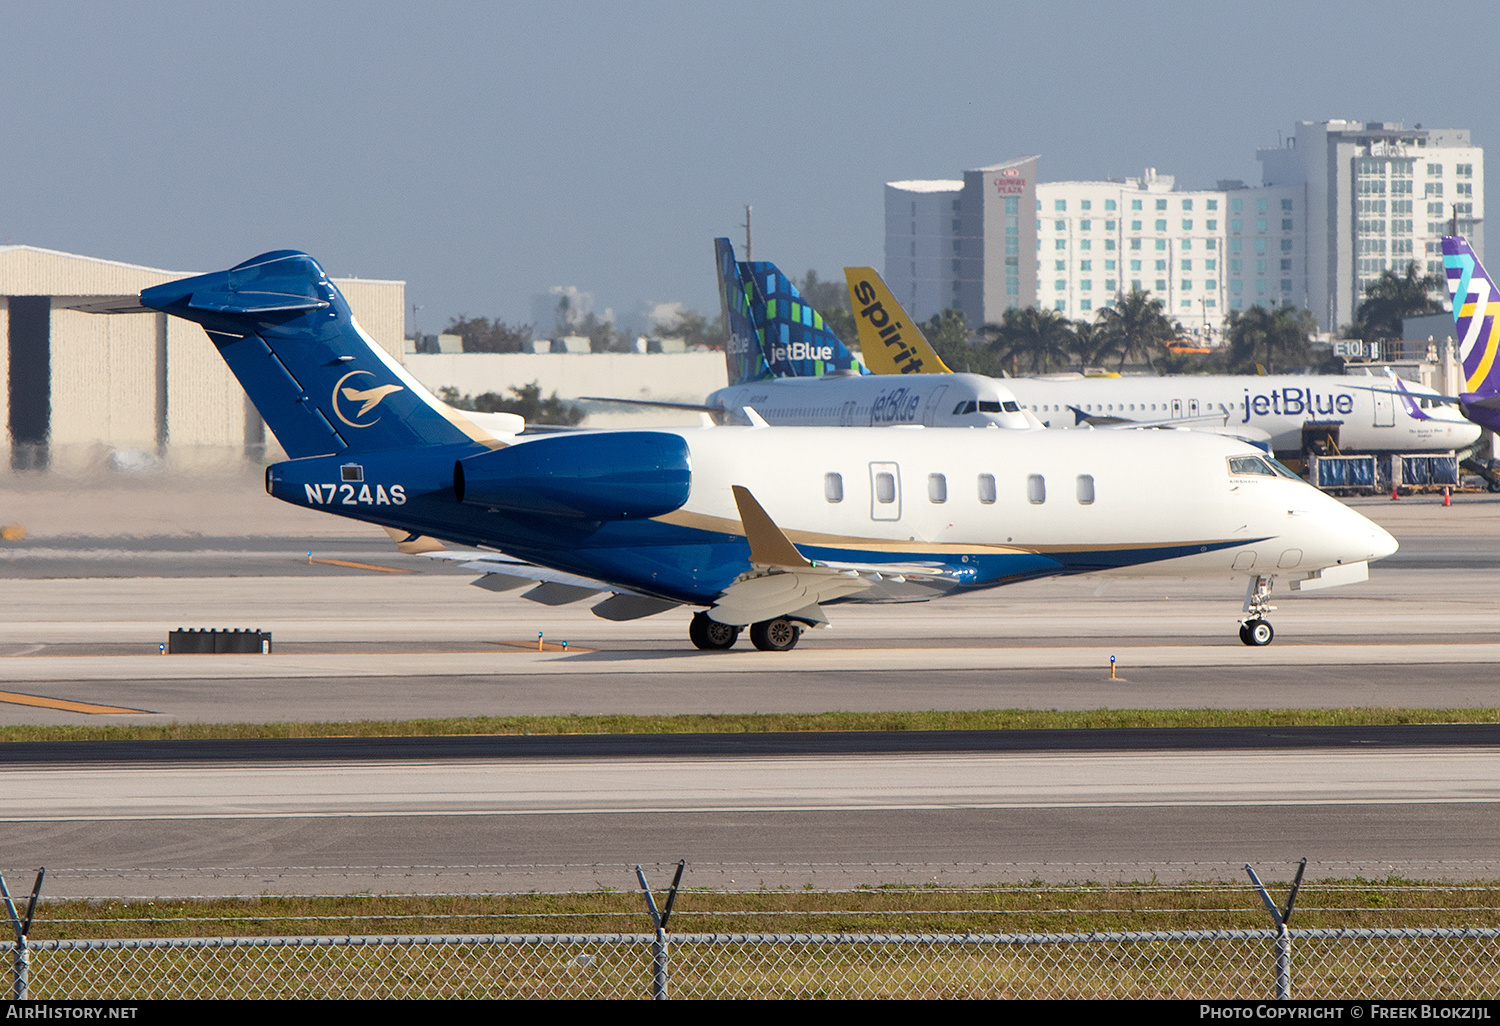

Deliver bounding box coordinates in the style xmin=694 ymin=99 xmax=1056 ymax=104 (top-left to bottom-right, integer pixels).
xmin=1442 ymin=236 xmax=1500 ymax=400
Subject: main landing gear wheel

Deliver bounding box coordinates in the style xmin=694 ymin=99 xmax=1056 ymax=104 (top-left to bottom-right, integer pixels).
xmin=1239 ymin=619 xmax=1274 ymax=647
xmin=689 ymin=611 xmax=740 ymax=651
xmin=749 ymin=617 xmax=801 ymax=652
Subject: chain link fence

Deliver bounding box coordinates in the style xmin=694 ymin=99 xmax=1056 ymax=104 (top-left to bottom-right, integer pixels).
xmin=7 ymin=927 xmax=1500 ymax=999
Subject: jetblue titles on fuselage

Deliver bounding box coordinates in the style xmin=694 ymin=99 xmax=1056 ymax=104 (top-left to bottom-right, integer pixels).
xmin=1241 ymin=386 xmax=1355 ymax=422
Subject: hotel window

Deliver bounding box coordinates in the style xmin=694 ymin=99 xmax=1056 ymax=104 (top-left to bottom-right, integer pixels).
xmin=1156 ymin=199 xmax=1168 ymax=210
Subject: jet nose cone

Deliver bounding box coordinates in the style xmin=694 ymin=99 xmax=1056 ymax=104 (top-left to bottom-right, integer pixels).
xmin=1369 ymin=524 xmax=1399 ymax=561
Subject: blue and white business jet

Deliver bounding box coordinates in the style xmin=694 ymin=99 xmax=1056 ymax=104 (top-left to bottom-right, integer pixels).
xmin=138 ymin=250 xmax=1396 ymax=649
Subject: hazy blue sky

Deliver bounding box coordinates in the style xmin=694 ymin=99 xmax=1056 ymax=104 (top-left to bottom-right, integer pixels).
xmin=1 ymin=1 xmax=1490 ymax=334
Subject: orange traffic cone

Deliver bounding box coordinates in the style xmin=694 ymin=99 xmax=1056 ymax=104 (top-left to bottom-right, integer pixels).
xmin=1391 ymin=485 xmax=1400 ymax=500
xmin=1443 ymin=486 xmax=1452 ymax=507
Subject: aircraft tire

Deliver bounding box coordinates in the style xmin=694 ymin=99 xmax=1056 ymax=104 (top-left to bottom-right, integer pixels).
xmin=1240 ymin=619 xmax=1274 ymax=647
xmin=690 ymin=611 xmax=739 ymax=651
xmin=749 ymin=617 xmax=801 ymax=652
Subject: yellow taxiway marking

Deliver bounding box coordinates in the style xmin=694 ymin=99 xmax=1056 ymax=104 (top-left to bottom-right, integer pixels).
xmin=307 ymin=558 xmax=411 ymax=574
xmin=0 ymin=690 xmax=152 ymax=715
xmin=492 ymin=641 xmax=596 ymax=653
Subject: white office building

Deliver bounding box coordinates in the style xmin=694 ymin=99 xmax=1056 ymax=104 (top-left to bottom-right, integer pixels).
xmin=888 ymin=120 xmax=1482 ymax=337
xmin=1258 ymin=120 xmax=1483 ymax=332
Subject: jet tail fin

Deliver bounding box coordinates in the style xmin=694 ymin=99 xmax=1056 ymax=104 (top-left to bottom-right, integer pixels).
xmin=1442 ymin=236 xmax=1500 ymax=398
xmin=141 ymin=250 xmax=494 ymax=458
xmin=843 ymin=267 xmax=952 ymax=374
xmin=715 ymin=238 xmax=772 ymax=386
xmin=717 ymin=244 xmax=864 ymax=381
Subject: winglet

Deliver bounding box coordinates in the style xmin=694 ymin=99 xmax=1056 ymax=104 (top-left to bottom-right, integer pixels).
xmin=843 ymin=267 xmax=952 ymax=374
xmin=731 ymin=486 xmax=812 ymax=568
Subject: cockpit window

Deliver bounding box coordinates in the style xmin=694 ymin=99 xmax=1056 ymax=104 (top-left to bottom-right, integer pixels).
xmin=953 ymin=401 xmax=977 ymax=415
xmin=978 ymin=401 xmax=1002 ymax=413
xmin=1266 ymin=457 xmax=1301 ymax=480
xmin=1002 ymin=401 xmax=1020 ymax=413
xmin=1228 ymin=455 xmax=1277 ymax=477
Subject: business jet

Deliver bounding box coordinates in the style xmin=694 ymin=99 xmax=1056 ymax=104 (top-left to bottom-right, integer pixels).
xmin=136 ymin=249 xmax=1396 ymax=650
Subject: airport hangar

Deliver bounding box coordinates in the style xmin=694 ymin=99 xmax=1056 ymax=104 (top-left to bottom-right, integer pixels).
xmin=0 ymin=246 xmax=405 ymax=474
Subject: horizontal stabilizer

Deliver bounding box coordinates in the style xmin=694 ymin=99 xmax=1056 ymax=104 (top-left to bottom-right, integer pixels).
xmin=57 ymin=296 xmax=150 ymax=315
xmin=188 ymin=290 xmax=330 ymax=315
xmin=580 ymin=396 xmax=723 ymax=414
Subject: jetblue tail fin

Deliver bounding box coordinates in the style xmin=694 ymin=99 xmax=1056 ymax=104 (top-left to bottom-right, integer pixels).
xmin=741 ymin=259 xmax=866 ymax=378
xmin=715 ymin=238 xmax=772 ymax=386
xmin=1442 ymin=236 xmax=1500 ymax=399
xmin=714 ymin=238 xmax=865 ymax=380
xmin=141 ymin=250 xmax=494 ymax=458
xmin=843 ymin=266 xmax=952 ymax=374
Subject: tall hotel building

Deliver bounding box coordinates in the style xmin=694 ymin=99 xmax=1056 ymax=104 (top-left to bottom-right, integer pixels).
xmin=886 ymin=121 xmax=1482 ymax=336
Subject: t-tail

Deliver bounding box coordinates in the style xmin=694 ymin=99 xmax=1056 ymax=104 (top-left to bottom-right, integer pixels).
xmin=843 ymin=266 xmax=952 ymax=374
xmin=715 ymin=239 xmax=866 ymax=379
xmin=1443 ymin=236 xmax=1500 ymax=403
xmin=140 ymin=250 xmax=496 ymax=458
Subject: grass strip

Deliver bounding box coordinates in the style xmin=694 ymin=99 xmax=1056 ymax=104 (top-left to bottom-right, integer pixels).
xmin=1 ymin=707 xmax=1499 ymax=743
xmin=30 ymin=882 xmax=1500 ymax=940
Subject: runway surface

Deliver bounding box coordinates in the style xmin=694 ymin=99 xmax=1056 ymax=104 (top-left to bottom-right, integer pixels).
xmin=1 ymin=490 xmax=1499 ymax=894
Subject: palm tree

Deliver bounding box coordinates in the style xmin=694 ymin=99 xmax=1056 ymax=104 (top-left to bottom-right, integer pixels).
xmin=1351 ymin=262 xmax=1446 ymax=340
xmin=1094 ymin=288 xmax=1177 ymax=371
xmin=1226 ymin=304 xmax=1317 ymax=374
xmin=1069 ymin=318 xmax=1117 ymax=371
xmin=984 ymin=307 xmax=1077 ymax=374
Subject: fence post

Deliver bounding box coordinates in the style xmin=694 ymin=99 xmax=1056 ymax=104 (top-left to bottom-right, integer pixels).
xmin=1 ymin=868 xmax=44 ymax=1001
xmin=1246 ymin=858 xmax=1305 ymax=1000
xmin=636 ymin=860 xmax=685 ymax=1001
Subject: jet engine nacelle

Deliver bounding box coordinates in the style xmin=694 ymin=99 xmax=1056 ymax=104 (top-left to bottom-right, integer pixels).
xmin=454 ymin=431 xmax=692 ymax=520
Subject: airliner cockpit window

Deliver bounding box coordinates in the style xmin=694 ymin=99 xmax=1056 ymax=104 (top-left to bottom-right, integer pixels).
xmin=1266 ymin=457 xmax=1301 ymax=480
xmin=1228 ymin=455 xmax=1276 ymax=477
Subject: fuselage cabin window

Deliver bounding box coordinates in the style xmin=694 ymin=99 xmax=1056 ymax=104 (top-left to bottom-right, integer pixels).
xmin=1027 ymin=474 xmax=1046 ymax=504
xmin=1076 ymin=474 xmax=1095 ymax=504
xmin=978 ymin=474 xmax=997 ymax=504
xmin=928 ymin=473 xmax=947 ymax=503
xmin=825 ymin=472 xmax=844 ymax=503
xmin=875 ymin=472 xmax=896 ymax=504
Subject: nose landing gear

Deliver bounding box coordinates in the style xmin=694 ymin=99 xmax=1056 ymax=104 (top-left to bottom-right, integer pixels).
xmin=1238 ymin=575 xmax=1277 ymax=646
